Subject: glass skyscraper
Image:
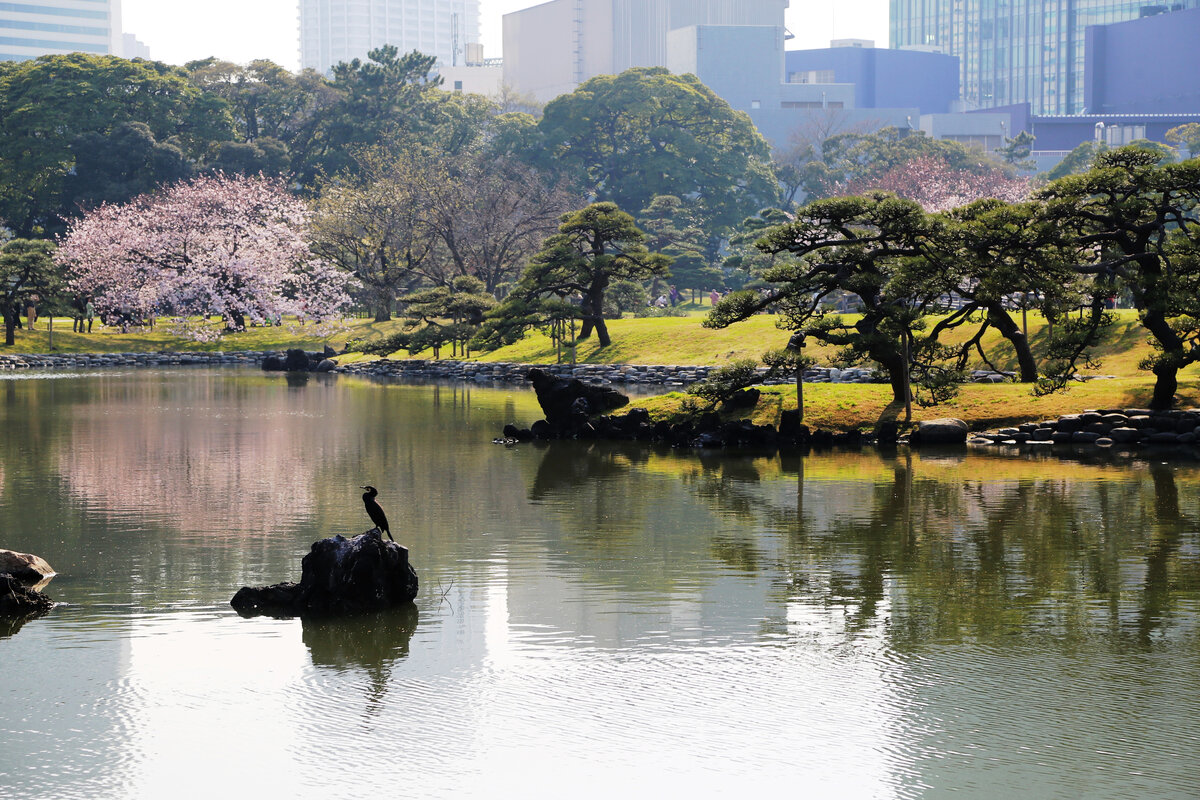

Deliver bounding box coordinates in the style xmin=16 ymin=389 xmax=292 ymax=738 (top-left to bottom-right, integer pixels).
xmin=300 ymin=0 xmax=481 ymax=74
xmin=890 ymin=0 xmax=1200 ymax=115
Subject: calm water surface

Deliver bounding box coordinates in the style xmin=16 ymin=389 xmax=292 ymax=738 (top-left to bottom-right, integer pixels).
xmin=1 ymin=369 xmax=1198 ymax=799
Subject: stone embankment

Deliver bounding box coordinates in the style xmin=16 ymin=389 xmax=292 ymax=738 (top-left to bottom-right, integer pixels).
xmin=331 ymin=359 xmax=893 ymax=388
xmin=970 ymin=408 xmax=1200 ymax=450
xmin=0 ymin=351 xmax=272 ymax=370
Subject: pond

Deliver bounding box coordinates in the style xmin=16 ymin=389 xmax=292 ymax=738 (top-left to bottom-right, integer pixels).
xmin=1 ymin=369 xmax=1198 ymax=799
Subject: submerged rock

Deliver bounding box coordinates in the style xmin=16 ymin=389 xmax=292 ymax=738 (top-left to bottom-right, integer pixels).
xmin=0 ymin=573 xmax=54 ymax=619
xmin=231 ymin=529 xmax=418 ymax=617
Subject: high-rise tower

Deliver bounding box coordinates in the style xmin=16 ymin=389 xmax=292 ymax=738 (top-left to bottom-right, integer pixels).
xmin=0 ymin=0 xmax=122 ymax=61
xmin=300 ymin=0 xmax=481 ymax=74
xmin=890 ymin=0 xmax=1200 ymax=115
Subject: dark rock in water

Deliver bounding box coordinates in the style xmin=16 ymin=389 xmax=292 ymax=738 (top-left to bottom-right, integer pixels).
xmin=314 ymin=358 xmax=337 ymax=373
xmin=231 ymin=529 xmax=418 ymax=617
xmin=0 ymin=573 xmax=54 ymax=618
xmin=284 ymin=348 xmax=312 ymax=372
xmin=526 ymin=368 xmax=628 ymax=427
xmin=323 ymin=344 xmax=338 ymax=358
xmin=0 ymin=549 xmax=55 ymax=588
xmin=261 ymin=354 xmax=285 ymax=371
xmin=909 ymin=418 xmax=968 ymax=446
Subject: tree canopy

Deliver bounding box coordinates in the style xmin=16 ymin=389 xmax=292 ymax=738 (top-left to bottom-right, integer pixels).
xmin=538 ymin=68 xmax=779 ymax=239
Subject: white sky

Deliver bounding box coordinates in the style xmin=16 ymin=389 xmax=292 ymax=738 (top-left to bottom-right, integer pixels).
xmin=121 ymin=0 xmax=889 ymax=71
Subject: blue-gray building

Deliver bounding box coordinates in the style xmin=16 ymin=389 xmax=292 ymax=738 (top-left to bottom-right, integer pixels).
xmin=890 ymin=0 xmax=1200 ymax=116
xmin=784 ymin=44 xmax=959 ymax=114
xmin=665 ymin=26 xmax=916 ymax=147
xmin=1085 ymin=7 xmax=1200 ymax=113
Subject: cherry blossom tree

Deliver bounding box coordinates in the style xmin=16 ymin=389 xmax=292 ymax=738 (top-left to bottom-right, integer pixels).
xmin=56 ymin=173 xmax=352 ymax=340
xmin=837 ymin=155 xmax=1030 ymax=212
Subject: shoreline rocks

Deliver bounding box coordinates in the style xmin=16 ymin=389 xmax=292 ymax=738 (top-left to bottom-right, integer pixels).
xmin=969 ymin=408 xmax=1200 ymax=451
xmin=231 ymin=529 xmax=418 ymax=618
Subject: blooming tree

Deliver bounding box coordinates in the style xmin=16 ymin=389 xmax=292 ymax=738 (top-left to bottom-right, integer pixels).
xmin=837 ymin=155 xmax=1030 ymax=212
xmin=56 ymin=173 xmax=352 ymax=340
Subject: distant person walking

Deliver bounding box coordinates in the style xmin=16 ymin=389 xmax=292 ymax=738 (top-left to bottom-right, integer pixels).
xmin=85 ymin=300 xmax=95 ymax=333
xmin=710 ymin=289 xmax=721 ymax=306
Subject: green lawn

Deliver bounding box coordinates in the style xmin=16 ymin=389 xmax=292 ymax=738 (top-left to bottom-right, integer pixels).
xmin=6 ymin=308 xmax=1198 ymax=431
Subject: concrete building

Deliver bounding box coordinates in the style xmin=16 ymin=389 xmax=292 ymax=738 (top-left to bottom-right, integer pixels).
xmin=785 ymin=42 xmax=959 ymax=115
xmin=300 ymin=0 xmax=481 ymax=74
xmin=1085 ymin=7 xmax=1200 ymax=114
xmin=0 ymin=0 xmax=123 ymax=61
xmin=889 ymin=0 xmax=1200 ymax=115
xmin=665 ymin=25 xmax=915 ymax=147
xmin=503 ymin=0 xmax=788 ymax=103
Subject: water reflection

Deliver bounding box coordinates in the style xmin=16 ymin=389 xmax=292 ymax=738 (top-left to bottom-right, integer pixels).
xmin=301 ymin=606 xmax=420 ymax=713
xmin=2 ymin=371 xmax=1199 ymax=798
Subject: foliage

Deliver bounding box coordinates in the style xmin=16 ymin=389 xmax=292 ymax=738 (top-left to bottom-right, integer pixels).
xmin=638 ymin=195 xmax=722 ymax=296
xmin=538 ymin=68 xmax=779 ymax=239
xmin=309 ymin=146 xmax=436 ymax=321
xmin=421 ymin=150 xmax=579 ymax=293
xmin=686 ymin=358 xmax=761 ymax=407
xmin=0 ymin=238 xmax=59 ymax=345
xmin=1166 ymin=123 xmax=1200 ymax=158
xmin=0 ymin=53 xmax=233 ymax=236
xmin=837 ymin=155 xmax=1030 ymax=212
xmin=1036 ymin=147 xmax=1200 ymax=408
xmin=706 ymin=192 xmax=939 ymax=406
xmin=57 ymin=174 xmax=351 ymax=341
xmin=812 ymin=127 xmax=1011 ymax=200
xmin=399 ymin=275 xmax=496 ymax=358
xmin=483 ymin=202 xmax=671 ymax=350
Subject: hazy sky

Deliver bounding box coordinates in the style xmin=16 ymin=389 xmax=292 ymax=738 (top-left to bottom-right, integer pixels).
xmin=121 ymin=0 xmax=890 ymax=70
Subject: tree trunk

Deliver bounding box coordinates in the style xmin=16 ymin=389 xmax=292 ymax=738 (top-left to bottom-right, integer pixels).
xmin=373 ymin=295 xmax=392 ymax=322
xmin=3 ymin=307 xmax=15 ymax=346
xmin=986 ymin=304 xmax=1038 ymax=382
xmin=1142 ymin=309 xmax=1183 ymax=410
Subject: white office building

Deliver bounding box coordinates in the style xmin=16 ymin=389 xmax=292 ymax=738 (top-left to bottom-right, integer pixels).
xmin=0 ymin=0 xmax=122 ymax=61
xmin=503 ymin=0 xmax=789 ymax=103
xmin=300 ymin=0 xmax=481 ymax=74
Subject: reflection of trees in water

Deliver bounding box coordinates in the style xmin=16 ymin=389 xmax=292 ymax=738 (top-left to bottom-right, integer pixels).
xmin=302 ymin=606 xmax=420 ymax=715
xmin=678 ymin=449 xmax=1200 ymax=648
xmin=529 ymin=441 xmax=655 ymax=544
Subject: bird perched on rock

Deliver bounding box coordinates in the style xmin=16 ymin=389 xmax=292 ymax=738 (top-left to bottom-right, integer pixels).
xmin=360 ymin=485 xmax=393 ymax=541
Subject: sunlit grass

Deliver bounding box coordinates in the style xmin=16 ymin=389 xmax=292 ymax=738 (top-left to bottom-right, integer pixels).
xmin=7 ymin=308 xmax=1198 ymax=430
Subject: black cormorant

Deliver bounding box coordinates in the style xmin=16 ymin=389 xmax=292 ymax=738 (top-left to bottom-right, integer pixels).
xmin=360 ymin=485 xmax=394 ymax=541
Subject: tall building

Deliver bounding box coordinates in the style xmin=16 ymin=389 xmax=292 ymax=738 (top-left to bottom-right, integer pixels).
xmin=504 ymin=0 xmax=789 ymax=103
xmin=0 ymin=0 xmax=122 ymax=61
xmin=890 ymin=0 xmax=1200 ymax=115
xmin=300 ymin=0 xmax=481 ymax=74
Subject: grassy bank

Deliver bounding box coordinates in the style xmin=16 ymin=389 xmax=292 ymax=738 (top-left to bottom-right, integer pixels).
xmin=5 ymin=308 xmax=1198 ymax=430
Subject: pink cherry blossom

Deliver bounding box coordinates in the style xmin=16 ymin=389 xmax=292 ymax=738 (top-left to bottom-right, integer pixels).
xmin=837 ymin=156 xmax=1031 ymax=213
xmin=57 ymin=173 xmax=353 ymax=340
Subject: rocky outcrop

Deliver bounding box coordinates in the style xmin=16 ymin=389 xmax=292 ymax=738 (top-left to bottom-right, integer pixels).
xmin=526 ymin=368 xmax=630 ymax=431
xmin=262 ymin=346 xmax=339 ymax=373
xmin=0 ymin=549 xmax=55 ymax=587
xmin=231 ymin=529 xmax=418 ymax=617
xmin=909 ymin=418 xmax=969 ymax=446
xmin=0 ymin=573 xmax=54 ymax=618
xmin=969 ymin=408 xmax=1200 ymax=450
